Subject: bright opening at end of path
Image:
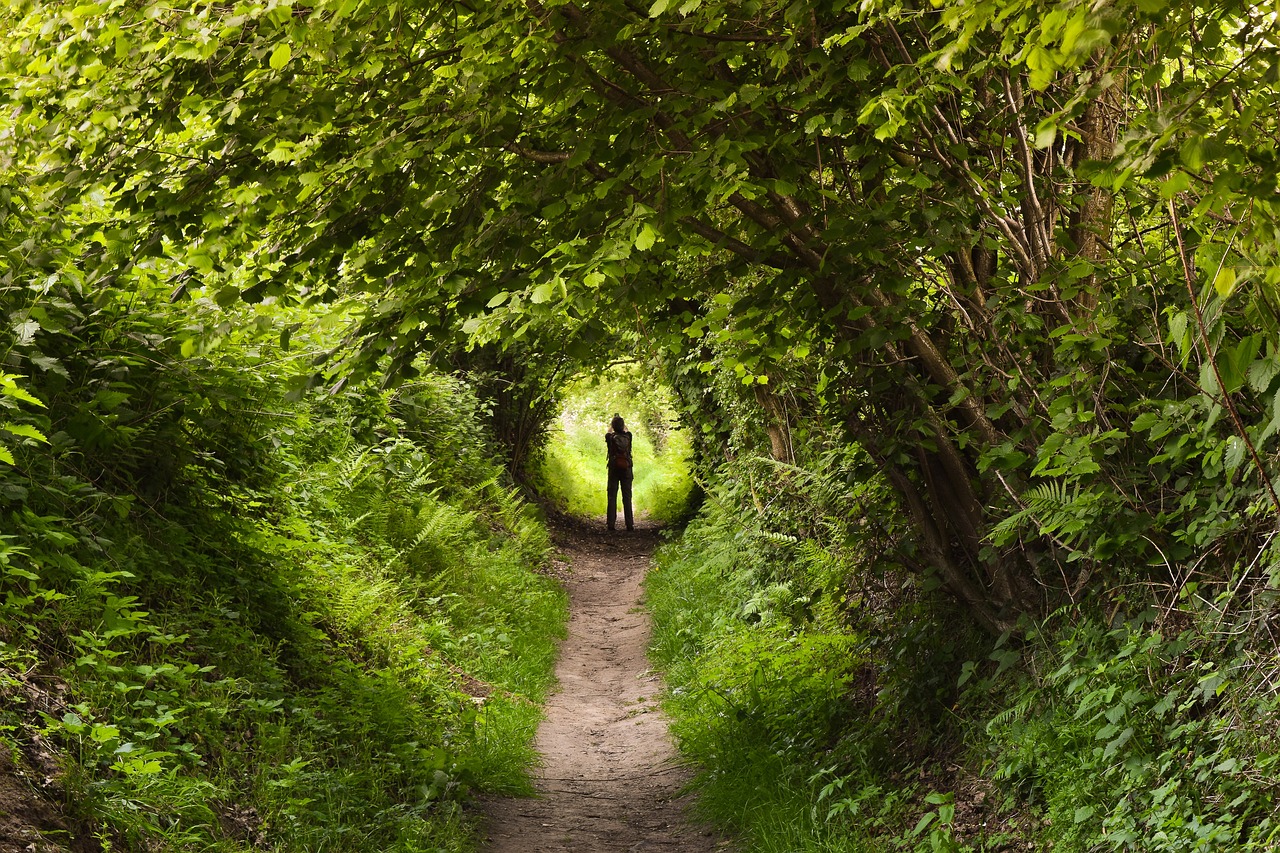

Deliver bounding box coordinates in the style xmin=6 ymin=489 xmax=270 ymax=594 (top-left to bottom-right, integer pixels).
xmin=537 ymin=364 xmax=697 ymax=527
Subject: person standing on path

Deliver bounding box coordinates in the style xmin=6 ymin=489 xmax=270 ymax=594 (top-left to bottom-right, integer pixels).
xmin=606 ymin=414 xmax=634 ymax=531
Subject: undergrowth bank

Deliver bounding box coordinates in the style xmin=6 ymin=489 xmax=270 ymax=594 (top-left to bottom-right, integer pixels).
xmin=0 ymin=288 xmax=565 ymax=851
xmin=646 ymin=402 xmax=1280 ymax=852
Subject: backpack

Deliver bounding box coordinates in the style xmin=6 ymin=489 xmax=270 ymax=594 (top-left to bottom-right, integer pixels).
xmin=610 ymin=432 xmax=631 ymax=469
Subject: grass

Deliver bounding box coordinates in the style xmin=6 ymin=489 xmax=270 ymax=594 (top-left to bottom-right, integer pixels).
xmin=644 ymin=509 xmax=886 ymax=852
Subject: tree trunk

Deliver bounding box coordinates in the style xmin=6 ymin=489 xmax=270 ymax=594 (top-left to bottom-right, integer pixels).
xmin=1068 ymin=75 xmax=1123 ymax=315
xmin=755 ymin=385 xmax=794 ymax=464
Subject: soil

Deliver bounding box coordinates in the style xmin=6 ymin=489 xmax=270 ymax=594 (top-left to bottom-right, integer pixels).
xmin=0 ymin=674 xmax=95 ymax=853
xmin=481 ymin=517 xmax=732 ymax=853
xmin=0 ymin=749 xmax=72 ymax=853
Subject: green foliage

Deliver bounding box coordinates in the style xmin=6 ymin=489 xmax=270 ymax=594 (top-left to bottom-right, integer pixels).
xmin=0 ymin=281 xmax=565 ymax=850
xmin=9 ymin=0 xmax=1280 ymax=635
xmin=9 ymin=1 xmax=1280 ymax=851
xmin=647 ymin=518 xmax=873 ymax=851
xmin=650 ymin=439 xmax=1280 ymax=852
xmin=979 ymin=612 xmax=1280 ymax=851
xmin=645 ymin=457 xmax=991 ymax=851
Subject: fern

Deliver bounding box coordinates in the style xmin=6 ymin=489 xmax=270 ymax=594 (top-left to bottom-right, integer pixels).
xmin=990 ymin=479 xmax=1121 ymax=549
xmin=336 ymin=447 xmax=373 ymax=490
xmin=986 ymin=691 xmax=1040 ymax=734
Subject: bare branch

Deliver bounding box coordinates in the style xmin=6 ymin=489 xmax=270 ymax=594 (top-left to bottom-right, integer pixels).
xmin=505 ymin=143 xmax=571 ymax=164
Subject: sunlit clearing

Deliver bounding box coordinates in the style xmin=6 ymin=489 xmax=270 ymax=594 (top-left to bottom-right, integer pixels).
xmin=536 ymin=365 xmax=695 ymax=524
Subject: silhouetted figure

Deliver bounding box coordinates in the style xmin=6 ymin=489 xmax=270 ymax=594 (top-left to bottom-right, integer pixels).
xmin=605 ymin=414 xmax=634 ymax=531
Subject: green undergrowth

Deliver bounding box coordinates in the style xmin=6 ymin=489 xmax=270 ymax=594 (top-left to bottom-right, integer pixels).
xmin=0 ymin=294 xmax=566 ymax=851
xmin=978 ymin=604 xmax=1280 ymax=850
xmin=536 ymin=367 xmax=697 ymax=524
xmin=642 ymin=506 xmax=929 ymax=852
xmin=646 ymin=462 xmax=1280 ymax=852
xmin=646 ymin=492 xmax=964 ymax=852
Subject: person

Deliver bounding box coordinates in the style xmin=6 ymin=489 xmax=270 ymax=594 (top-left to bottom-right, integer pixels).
xmin=605 ymin=414 xmax=634 ymax=531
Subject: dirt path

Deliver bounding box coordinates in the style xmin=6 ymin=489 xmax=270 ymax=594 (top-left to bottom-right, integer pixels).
xmin=481 ymin=519 xmax=730 ymax=853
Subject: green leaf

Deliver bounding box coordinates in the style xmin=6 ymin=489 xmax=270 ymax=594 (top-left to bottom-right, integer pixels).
xmin=911 ymin=812 xmax=937 ymax=837
xmin=1160 ymin=171 xmax=1192 ymax=198
xmin=1217 ymin=354 xmax=1244 ymax=396
xmin=31 ymin=356 xmax=69 ymax=378
xmin=113 ymin=757 xmax=164 ymax=776
xmin=1131 ymin=412 xmax=1160 ymax=431
xmin=0 ymin=384 xmax=44 ymax=408
xmin=1199 ymin=671 xmax=1225 ymax=702
xmin=1168 ymin=311 xmax=1189 ymax=357
xmin=1249 ymin=356 xmax=1280 ymax=393
xmin=331 ymin=0 xmax=362 ymax=18
xmin=531 ymin=283 xmax=554 ymax=304
xmin=90 ymin=723 xmax=120 ymax=744
xmin=1213 ymin=266 xmax=1237 ymax=298
xmin=647 ymin=0 xmax=672 ymax=15
xmin=1199 ymin=360 xmax=1219 ymax=397
xmin=270 ymin=42 xmax=292 ymax=71
xmin=1026 ymin=45 xmax=1056 ymax=91
xmin=1 ymin=423 xmax=47 ymax=443
xmin=1033 ymin=118 xmax=1058 ymax=150
xmin=0 ymin=445 xmax=13 ymax=466
xmin=1103 ymin=726 xmax=1134 ymax=758
xmin=1265 ymin=392 xmax=1280 ymax=444
xmin=12 ymin=319 xmax=40 ymax=345
xmin=635 ymin=224 xmax=658 ymax=251
xmin=1224 ymin=436 xmax=1246 ymax=472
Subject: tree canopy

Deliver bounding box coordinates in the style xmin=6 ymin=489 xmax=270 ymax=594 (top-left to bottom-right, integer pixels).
xmin=5 ymin=0 xmax=1280 ymax=630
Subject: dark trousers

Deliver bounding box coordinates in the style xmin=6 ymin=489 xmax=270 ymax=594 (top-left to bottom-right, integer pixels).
xmin=607 ymin=467 xmax=633 ymax=530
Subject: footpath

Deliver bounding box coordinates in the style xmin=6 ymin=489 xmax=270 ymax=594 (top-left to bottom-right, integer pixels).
xmin=482 ymin=520 xmax=731 ymax=853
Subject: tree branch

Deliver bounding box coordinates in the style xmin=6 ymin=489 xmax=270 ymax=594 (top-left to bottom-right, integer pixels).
xmin=504 ymin=143 xmax=571 ymax=164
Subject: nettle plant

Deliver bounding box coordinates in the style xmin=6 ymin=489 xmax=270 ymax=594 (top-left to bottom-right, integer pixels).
xmin=977 ymin=609 xmax=1280 ymax=850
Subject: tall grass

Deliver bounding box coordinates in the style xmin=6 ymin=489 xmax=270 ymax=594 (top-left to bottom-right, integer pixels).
xmin=645 ymin=506 xmax=884 ymax=852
